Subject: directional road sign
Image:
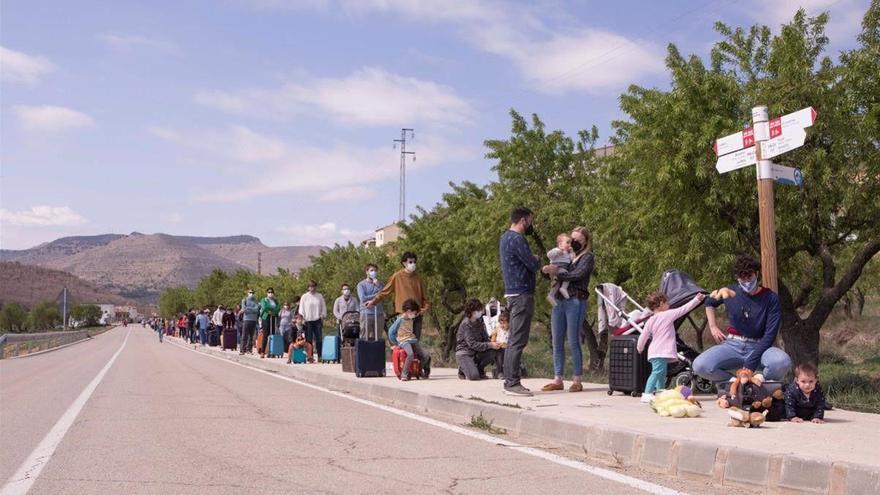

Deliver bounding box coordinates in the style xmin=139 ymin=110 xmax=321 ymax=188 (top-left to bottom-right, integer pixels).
xmin=758 ymin=163 xmax=804 ymax=186
xmin=769 ymin=106 xmax=817 ymax=138
xmin=716 ymin=146 xmax=757 ymax=173
xmin=760 ymin=127 xmax=807 ymax=159
xmin=714 ymin=127 xmax=755 ymax=156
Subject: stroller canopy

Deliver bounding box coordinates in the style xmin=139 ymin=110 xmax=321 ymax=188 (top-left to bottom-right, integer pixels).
xmin=660 ymin=269 xmax=707 ymax=308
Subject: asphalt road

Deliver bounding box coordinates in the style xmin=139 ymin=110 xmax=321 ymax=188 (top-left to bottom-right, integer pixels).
xmin=1 ymin=327 xmax=691 ymax=494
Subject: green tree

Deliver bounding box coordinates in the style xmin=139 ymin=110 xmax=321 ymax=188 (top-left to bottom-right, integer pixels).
xmin=29 ymin=301 xmax=62 ymax=330
xmin=0 ymin=303 xmax=28 ymax=333
xmin=603 ymin=6 xmax=879 ymax=365
xmin=158 ymin=288 xmax=193 ymax=318
xmin=70 ymin=304 xmax=102 ymax=327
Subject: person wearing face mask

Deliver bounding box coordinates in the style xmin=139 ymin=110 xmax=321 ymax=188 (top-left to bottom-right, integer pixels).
xmin=279 ymin=302 xmax=293 ymax=351
xmin=541 ymin=226 xmax=595 ymax=393
xmin=388 ymin=299 xmax=432 ymax=381
xmin=258 ymin=288 xmax=280 ymax=358
xmin=367 ymin=252 xmax=431 ymax=340
xmin=693 ymin=255 xmax=792 ymax=385
xmin=498 ymin=206 xmax=541 ymax=396
xmin=357 ymin=263 xmax=385 ymax=339
xmin=298 ymin=280 xmax=327 ymax=359
xmin=332 ymin=283 xmax=359 ymax=325
xmin=455 ymin=298 xmax=503 ymax=380
xmin=240 ymin=290 xmax=260 ymax=354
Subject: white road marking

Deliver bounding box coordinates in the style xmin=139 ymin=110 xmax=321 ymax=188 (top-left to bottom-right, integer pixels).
xmin=1 ymin=329 xmax=131 ymax=495
xmin=169 ymin=339 xmax=686 ymax=495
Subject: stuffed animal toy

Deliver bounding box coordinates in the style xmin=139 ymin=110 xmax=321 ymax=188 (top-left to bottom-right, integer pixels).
xmin=650 ymin=386 xmax=702 ymax=418
xmin=727 ymin=408 xmax=769 ymax=428
xmin=710 ymin=287 xmax=736 ymax=300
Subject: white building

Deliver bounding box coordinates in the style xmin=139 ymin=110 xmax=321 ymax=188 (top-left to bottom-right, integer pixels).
xmin=374 ymin=223 xmax=403 ymax=247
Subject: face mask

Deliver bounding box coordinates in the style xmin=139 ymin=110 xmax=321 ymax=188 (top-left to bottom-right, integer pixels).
xmin=738 ymin=278 xmax=758 ymax=294
xmin=367 ymin=270 xmax=377 ymax=279
xmin=472 ymin=311 xmax=484 ymax=321
xmin=343 ymin=289 xmax=350 ymax=296
xmin=308 ymin=287 xmax=316 ymax=293
xmin=405 ymin=262 xmax=416 ymax=273
xmin=247 ymin=293 xmax=254 ymax=298
xmin=268 ymin=294 xmax=274 ymax=299
xmin=571 ymin=240 xmax=583 ymax=252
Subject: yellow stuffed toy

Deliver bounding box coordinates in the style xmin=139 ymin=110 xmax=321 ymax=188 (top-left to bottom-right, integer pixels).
xmin=650 ymin=386 xmax=702 ymax=418
xmin=710 ymin=287 xmax=736 ymax=300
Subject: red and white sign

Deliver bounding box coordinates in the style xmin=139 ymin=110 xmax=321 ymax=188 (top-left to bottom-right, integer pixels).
xmin=760 ymin=127 xmax=807 ymax=159
xmin=716 ymin=146 xmax=757 ymax=174
xmin=714 ymin=127 xmax=754 ymax=156
xmin=769 ymin=106 xmax=817 ymax=138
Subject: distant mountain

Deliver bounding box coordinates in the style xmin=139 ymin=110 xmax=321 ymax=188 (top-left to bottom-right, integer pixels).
xmin=1 ymin=234 xmax=325 ymax=303
xmin=0 ymin=262 xmax=137 ymax=309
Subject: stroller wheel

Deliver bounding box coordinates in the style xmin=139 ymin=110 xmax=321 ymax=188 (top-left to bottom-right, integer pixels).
xmin=694 ymin=376 xmax=716 ymax=394
xmin=673 ymin=372 xmax=693 ymax=388
xmin=607 ymin=390 xmax=613 ymax=396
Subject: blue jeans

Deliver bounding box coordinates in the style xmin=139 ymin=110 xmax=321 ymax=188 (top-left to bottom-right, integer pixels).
xmin=198 ymin=327 xmax=207 ymax=345
xmin=644 ymin=357 xmax=668 ymax=394
xmin=693 ymin=338 xmax=792 ymax=382
xmin=305 ymin=320 xmax=323 ymax=357
xmin=550 ymin=297 xmax=585 ymax=377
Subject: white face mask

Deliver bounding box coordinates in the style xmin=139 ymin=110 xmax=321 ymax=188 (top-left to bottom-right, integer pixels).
xmin=472 ymin=311 xmax=484 ymax=321
xmin=367 ymin=270 xmax=377 ymax=280
xmin=342 ymin=289 xmax=350 ymax=296
xmin=405 ymin=262 xmax=416 ymax=273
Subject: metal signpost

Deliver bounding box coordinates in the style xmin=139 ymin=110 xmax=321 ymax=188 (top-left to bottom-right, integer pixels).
xmin=714 ymin=106 xmax=817 ymax=292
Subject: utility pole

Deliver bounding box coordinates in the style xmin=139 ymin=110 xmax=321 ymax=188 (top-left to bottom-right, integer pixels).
xmin=62 ymin=287 xmax=68 ymax=331
xmin=257 ymin=251 xmax=262 ymax=275
xmin=752 ymin=106 xmax=778 ymax=292
xmin=393 ymin=128 xmax=415 ymax=222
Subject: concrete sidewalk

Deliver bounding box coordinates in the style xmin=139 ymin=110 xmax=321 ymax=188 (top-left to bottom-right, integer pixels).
xmin=176 ymin=338 xmax=879 ymax=495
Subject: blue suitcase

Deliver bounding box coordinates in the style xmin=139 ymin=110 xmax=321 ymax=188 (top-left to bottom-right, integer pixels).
xmin=321 ymin=335 xmax=340 ymax=363
xmin=268 ymin=333 xmax=285 ymax=358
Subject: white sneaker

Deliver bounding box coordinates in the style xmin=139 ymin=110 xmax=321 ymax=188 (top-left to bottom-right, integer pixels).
xmin=640 ymin=393 xmax=654 ymax=403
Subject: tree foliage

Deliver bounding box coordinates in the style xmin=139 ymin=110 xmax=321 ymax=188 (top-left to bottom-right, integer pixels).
xmin=70 ymin=304 xmax=102 ymax=327
xmin=0 ymin=303 xmax=29 ymax=333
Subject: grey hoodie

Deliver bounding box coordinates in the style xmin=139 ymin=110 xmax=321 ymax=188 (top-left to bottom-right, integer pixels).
xmin=241 ymin=295 xmax=261 ymax=322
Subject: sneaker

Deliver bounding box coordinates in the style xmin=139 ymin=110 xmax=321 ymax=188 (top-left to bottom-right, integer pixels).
xmin=541 ymin=382 xmax=564 ymax=392
xmin=401 ymin=375 xmax=410 ymax=381
xmin=504 ymin=384 xmax=533 ymax=397
xmin=640 ymin=393 xmax=654 ymax=403
xmin=458 ymin=369 xmax=466 ymax=380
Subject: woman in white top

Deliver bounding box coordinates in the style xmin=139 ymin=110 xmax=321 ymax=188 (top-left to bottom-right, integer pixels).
xmin=298 ymin=280 xmax=327 ymax=359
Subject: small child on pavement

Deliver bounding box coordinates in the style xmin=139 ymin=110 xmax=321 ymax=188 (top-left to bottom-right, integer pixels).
xmin=489 ymin=310 xmax=510 ymax=379
xmin=784 ymin=362 xmax=826 ymax=423
xmin=287 ymin=314 xmax=314 ymax=363
xmin=637 ymin=291 xmax=706 ymax=403
xmin=546 ymin=233 xmax=573 ymax=306
xmin=388 ymin=298 xmax=432 ymax=381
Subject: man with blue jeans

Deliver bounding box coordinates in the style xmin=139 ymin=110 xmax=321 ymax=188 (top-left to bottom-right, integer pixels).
xmin=499 ymin=206 xmax=541 ymax=397
xmin=196 ymin=309 xmax=210 ymax=346
xmin=693 ymin=255 xmax=792 ymax=385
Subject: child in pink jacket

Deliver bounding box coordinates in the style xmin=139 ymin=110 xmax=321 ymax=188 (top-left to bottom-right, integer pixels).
xmin=637 ymin=291 xmax=705 ymax=402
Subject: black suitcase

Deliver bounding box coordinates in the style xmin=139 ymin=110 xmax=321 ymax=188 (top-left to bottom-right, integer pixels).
xmin=607 ymin=334 xmax=650 ymax=397
xmin=355 ymin=312 xmax=385 ymax=377
xmin=209 ymin=328 xmax=220 ymax=347
xmin=222 ymin=327 xmax=237 ymax=350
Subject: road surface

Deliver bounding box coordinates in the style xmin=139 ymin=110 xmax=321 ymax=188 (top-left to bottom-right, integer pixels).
xmin=2 ymin=327 xmax=701 ymax=494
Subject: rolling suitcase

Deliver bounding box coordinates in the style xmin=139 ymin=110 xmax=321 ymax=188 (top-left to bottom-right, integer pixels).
xmin=209 ymin=328 xmax=220 ymax=347
xmin=341 ymin=344 xmax=356 ymax=372
xmin=392 ymin=346 xmax=421 ymax=379
xmin=268 ymin=333 xmax=285 ymax=358
xmin=321 ymin=335 xmax=340 ymax=363
xmin=608 ymin=334 xmax=650 ymax=397
xmin=291 ymin=347 xmax=308 ymax=364
xmin=355 ymin=311 xmax=385 ymax=377
xmin=222 ymin=326 xmax=237 ymax=350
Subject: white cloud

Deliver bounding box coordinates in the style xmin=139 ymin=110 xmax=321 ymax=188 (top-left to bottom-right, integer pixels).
xmin=246 ymin=0 xmax=666 ymax=93
xmin=163 ymin=212 xmax=184 ymax=224
xmin=148 ymin=124 xmax=477 ymax=202
xmin=98 ymin=33 xmax=180 ymax=54
xmin=146 ymin=125 xmax=182 ymax=141
xmin=0 ymin=206 xmax=87 ymax=227
xmin=13 ymin=105 xmax=95 ymax=132
xmin=195 ymin=67 xmax=474 ymax=127
xmin=276 ymin=222 xmax=372 ymax=245
xmin=0 ymin=46 xmax=55 ymax=84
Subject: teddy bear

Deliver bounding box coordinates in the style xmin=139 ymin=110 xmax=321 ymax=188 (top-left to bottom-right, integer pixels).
xmin=727 ymin=407 xmax=769 ymax=428
xmin=717 ymin=368 xmax=786 ymax=423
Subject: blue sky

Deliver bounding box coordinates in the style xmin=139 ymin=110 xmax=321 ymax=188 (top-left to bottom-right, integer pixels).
xmin=0 ymin=0 xmax=870 ymax=249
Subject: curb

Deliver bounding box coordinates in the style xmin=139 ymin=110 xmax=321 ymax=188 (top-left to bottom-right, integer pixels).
xmin=182 ymin=339 xmax=880 ymax=495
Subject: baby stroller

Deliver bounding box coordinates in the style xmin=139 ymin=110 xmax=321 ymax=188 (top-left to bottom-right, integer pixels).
xmin=595 ymin=269 xmax=714 ymax=395
xmin=339 ymin=311 xmax=360 ymax=345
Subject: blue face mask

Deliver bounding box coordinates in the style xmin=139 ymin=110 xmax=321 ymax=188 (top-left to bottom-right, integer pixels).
xmin=738 ymin=278 xmax=758 ymax=294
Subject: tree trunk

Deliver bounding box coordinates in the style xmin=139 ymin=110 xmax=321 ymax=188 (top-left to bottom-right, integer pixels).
xmin=582 ymin=317 xmax=607 ymax=371
xmin=780 ymin=318 xmax=821 ymax=367
xmin=842 ymin=293 xmax=853 ymax=319
xmin=855 ymin=287 xmax=865 ymax=318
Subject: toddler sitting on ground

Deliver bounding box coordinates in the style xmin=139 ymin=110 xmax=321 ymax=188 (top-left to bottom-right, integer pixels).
xmin=784 ymin=362 xmax=826 ymax=423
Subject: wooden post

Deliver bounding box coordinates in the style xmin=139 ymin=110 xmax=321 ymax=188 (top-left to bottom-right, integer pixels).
xmin=752 ymin=106 xmax=778 ymax=292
